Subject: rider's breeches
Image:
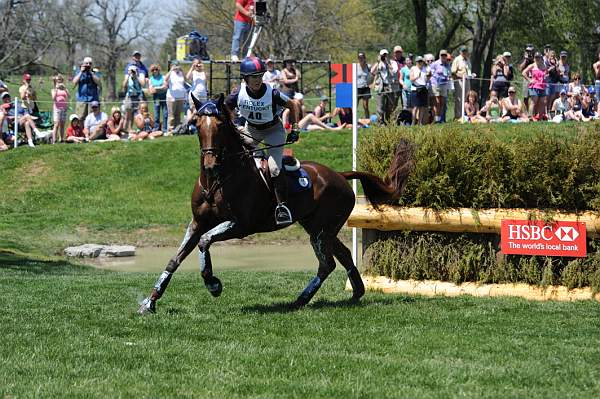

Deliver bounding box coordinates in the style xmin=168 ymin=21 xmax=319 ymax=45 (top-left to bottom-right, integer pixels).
xmin=245 ymin=122 xmax=286 ymax=177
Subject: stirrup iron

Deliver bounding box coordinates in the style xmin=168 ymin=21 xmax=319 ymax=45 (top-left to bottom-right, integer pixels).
xmin=275 ymin=203 xmax=293 ymax=225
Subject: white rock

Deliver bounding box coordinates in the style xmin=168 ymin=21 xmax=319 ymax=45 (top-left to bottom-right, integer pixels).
xmin=65 ymin=244 xmax=136 ymax=258
xmin=100 ymin=245 xmax=136 ymax=257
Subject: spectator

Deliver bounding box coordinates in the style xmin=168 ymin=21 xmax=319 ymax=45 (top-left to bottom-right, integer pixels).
xmin=480 ymin=90 xmax=502 ymax=123
xmin=424 ymin=53 xmax=435 ymax=121
xmin=356 ymin=52 xmax=372 ymax=118
xmin=464 ymin=90 xmax=486 ymax=123
xmin=0 ymin=91 xmax=38 ymax=147
xmin=148 ymin=64 xmax=168 ymax=133
xmin=581 ymin=92 xmax=597 ymax=121
xmin=430 ymin=50 xmax=451 ymax=123
xmin=51 ymin=75 xmax=69 ymax=144
xmin=501 ymin=86 xmax=529 ymax=122
xmin=594 ymin=51 xmax=600 ymax=98
xmin=589 ymin=86 xmax=598 ymax=111
xmin=410 ymin=56 xmax=429 ymax=125
xmin=522 ymin=52 xmax=548 ymax=120
xmin=313 ymin=95 xmax=331 ymax=122
xmin=451 ymin=46 xmax=473 ymax=120
xmin=124 ymin=51 xmax=149 ymax=80
xmin=281 ymin=57 xmax=300 ymax=98
xmin=568 ymin=72 xmax=586 ymax=97
xmin=230 ymin=0 xmax=254 ymax=62
xmin=262 ymin=58 xmax=282 ymax=89
xmin=66 ymin=114 xmax=88 ymax=143
xmin=186 ymin=58 xmax=208 ymax=111
xmin=503 ymin=52 xmax=515 ymax=82
xmin=132 ymin=102 xmax=163 ymax=140
xmin=490 ymin=54 xmax=510 ymax=99
xmin=282 ymin=99 xmax=343 ymax=132
xmin=551 ymin=89 xmax=571 ymax=122
xmin=72 ymin=56 xmax=100 ymax=120
xmin=371 ymin=49 xmax=394 ymax=124
xmin=400 ymin=56 xmax=413 ymax=110
xmin=331 ymin=107 xmax=371 ymax=129
xmin=545 ymin=50 xmax=560 ymax=109
xmin=519 ymin=44 xmax=535 ymax=111
xmin=0 ymin=78 xmax=7 ymax=94
xmin=19 ymin=73 xmax=39 ymax=116
xmin=83 ymin=101 xmax=108 ymax=141
xmin=558 ymin=51 xmax=571 ymax=93
xmin=391 ymin=46 xmax=404 ymax=110
xmin=105 ymin=107 xmax=126 ymax=141
xmin=122 ymin=65 xmax=145 ymax=131
xmin=165 ymin=61 xmax=187 ymax=135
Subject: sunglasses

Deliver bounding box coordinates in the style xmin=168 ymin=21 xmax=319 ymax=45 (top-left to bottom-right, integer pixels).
xmin=508 ymin=91 xmax=516 ymax=94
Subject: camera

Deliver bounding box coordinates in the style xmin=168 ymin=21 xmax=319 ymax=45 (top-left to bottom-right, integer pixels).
xmin=254 ymin=1 xmax=269 ymax=26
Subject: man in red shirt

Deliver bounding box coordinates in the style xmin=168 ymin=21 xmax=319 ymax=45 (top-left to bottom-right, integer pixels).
xmin=230 ymin=0 xmax=254 ymax=62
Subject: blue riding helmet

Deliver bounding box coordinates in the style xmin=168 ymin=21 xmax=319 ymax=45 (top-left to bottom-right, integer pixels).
xmin=240 ymin=57 xmax=266 ymax=77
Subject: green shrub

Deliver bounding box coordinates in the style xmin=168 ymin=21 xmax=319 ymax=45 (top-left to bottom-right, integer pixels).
xmin=359 ymin=123 xmax=600 ymax=289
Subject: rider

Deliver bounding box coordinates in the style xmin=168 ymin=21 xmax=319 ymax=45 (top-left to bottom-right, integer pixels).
xmin=225 ymin=56 xmax=300 ymax=225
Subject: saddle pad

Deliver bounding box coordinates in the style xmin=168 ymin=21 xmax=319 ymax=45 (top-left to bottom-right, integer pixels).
xmin=286 ymin=167 xmax=312 ymax=193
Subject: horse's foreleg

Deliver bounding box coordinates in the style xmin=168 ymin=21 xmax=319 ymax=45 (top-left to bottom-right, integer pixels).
xmin=294 ymin=232 xmax=336 ymax=308
xmin=138 ymin=220 xmax=201 ymax=314
xmin=332 ymin=237 xmax=365 ymax=301
xmin=197 ymin=221 xmax=238 ymax=297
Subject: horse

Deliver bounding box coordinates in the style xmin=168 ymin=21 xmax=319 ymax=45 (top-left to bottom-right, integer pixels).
xmin=138 ymin=94 xmax=414 ymax=314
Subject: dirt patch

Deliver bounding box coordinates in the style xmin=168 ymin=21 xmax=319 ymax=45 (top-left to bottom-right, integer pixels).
xmin=15 ymin=159 xmax=51 ymax=194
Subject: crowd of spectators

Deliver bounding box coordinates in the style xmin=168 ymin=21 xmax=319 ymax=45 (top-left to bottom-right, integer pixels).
xmin=358 ymin=44 xmax=600 ymax=125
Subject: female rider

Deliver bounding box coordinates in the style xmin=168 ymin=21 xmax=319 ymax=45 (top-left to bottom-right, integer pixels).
xmin=225 ymin=56 xmax=300 ymax=225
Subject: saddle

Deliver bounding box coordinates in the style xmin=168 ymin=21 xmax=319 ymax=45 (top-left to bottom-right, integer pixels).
xmin=254 ymin=155 xmax=312 ymax=194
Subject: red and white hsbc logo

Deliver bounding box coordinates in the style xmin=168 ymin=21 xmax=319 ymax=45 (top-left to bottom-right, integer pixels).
xmin=501 ymin=219 xmax=586 ymax=257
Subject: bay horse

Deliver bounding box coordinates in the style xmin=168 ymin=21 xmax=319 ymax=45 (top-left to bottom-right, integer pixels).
xmin=138 ymin=94 xmax=414 ymax=314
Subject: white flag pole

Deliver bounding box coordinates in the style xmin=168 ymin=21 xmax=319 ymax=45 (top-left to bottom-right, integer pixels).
xmin=352 ymin=63 xmax=358 ymax=266
xmin=461 ymin=74 xmax=466 ymax=123
xmin=13 ymin=97 xmax=18 ymax=148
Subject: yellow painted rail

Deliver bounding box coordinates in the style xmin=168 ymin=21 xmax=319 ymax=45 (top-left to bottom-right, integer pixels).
xmin=347 ymin=204 xmax=600 ymax=238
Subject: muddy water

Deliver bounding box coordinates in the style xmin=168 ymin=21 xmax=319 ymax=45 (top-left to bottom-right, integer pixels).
xmin=84 ymin=243 xmax=353 ymax=273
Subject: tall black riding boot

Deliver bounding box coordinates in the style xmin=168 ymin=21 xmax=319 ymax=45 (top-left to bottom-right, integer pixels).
xmin=273 ymin=173 xmax=293 ymax=225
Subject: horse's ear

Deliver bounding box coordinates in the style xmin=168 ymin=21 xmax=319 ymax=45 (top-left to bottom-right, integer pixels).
xmin=216 ymin=93 xmax=225 ymax=111
xmin=190 ymin=92 xmax=202 ymax=112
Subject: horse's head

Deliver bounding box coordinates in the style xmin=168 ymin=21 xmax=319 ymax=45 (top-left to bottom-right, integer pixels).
xmin=190 ymin=93 xmax=239 ymax=174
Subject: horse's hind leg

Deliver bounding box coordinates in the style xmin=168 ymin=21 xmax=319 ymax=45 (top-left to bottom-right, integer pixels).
xmin=332 ymin=237 xmax=365 ymax=301
xmin=294 ymin=231 xmax=337 ymax=308
xmin=138 ymin=220 xmax=201 ymax=314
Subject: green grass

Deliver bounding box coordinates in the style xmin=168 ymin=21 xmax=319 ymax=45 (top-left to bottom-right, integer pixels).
xmin=1 ymin=255 xmax=600 ymax=398
xmin=0 ymin=132 xmax=353 ymax=255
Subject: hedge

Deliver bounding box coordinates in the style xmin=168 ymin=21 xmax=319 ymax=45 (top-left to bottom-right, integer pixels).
xmin=358 ymin=122 xmax=600 ymax=290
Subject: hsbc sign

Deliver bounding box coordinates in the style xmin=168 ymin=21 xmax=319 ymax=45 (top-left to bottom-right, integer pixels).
xmin=501 ymin=219 xmax=586 ymax=257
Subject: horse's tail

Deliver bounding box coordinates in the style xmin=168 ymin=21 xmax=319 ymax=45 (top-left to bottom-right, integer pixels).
xmin=340 ymin=138 xmax=415 ymax=209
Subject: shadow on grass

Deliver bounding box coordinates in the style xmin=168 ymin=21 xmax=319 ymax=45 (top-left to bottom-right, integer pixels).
xmin=241 ymin=294 xmax=416 ymax=314
xmin=0 ymin=250 xmax=92 ymax=275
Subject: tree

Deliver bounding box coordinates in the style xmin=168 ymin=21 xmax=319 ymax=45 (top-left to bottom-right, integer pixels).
xmin=85 ymin=0 xmax=148 ymax=100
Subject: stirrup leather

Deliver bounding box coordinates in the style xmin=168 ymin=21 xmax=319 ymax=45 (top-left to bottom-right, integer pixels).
xmin=275 ymin=203 xmax=293 ymax=225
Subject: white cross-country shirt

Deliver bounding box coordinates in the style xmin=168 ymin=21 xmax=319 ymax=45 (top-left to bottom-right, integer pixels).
xmin=227 ymin=82 xmax=289 ymax=129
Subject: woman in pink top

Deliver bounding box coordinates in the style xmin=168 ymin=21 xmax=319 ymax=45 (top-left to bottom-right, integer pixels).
xmin=51 ymin=74 xmax=69 ymax=143
xmin=522 ymin=52 xmax=548 ymax=120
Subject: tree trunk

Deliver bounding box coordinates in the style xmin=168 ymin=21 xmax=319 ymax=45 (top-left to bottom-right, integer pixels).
xmin=106 ymin=57 xmax=117 ymax=101
xmin=412 ymin=0 xmax=427 ymax=55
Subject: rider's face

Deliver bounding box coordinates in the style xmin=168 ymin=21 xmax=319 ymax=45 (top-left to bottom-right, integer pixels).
xmin=246 ymin=75 xmax=263 ymax=92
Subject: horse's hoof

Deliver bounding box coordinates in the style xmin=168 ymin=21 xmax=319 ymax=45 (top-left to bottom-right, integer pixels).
xmin=291 ymin=296 xmax=309 ymax=309
xmin=205 ymin=276 xmax=223 ymax=297
xmin=138 ymin=297 xmax=156 ymax=315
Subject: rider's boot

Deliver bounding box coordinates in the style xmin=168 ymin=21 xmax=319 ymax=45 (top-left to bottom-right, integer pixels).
xmin=273 ymin=173 xmax=293 ymax=225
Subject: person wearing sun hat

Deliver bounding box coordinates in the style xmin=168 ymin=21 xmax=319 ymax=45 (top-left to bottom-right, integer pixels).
xmin=370 ymin=48 xmax=394 ymax=124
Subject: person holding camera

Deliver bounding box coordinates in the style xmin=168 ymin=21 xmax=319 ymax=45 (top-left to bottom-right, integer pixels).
xmin=72 ymin=56 xmax=100 ymax=120
xmin=124 ymin=51 xmax=149 ymax=80
xmin=519 ymin=44 xmax=535 ymax=111
xmin=410 ymin=56 xmax=430 ymax=125
xmin=121 ymin=65 xmax=145 ymax=132
xmin=490 ymin=55 xmax=510 ymax=99
xmin=370 ymin=49 xmax=394 ymax=125
xmin=230 ymin=0 xmax=254 ymax=62
xmin=165 ymin=61 xmax=187 ymax=135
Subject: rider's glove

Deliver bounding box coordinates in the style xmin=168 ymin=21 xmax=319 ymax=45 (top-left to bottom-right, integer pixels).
xmin=286 ymin=129 xmax=300 ymax=143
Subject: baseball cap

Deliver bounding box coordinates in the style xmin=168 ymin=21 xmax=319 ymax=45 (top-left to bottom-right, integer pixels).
xmin=544 ymin=44 xmax=551 ymax=49
xmin=90 ymin=101 xmax=100 ymax=108
xmin=439 ymin=49 xmax=448 ymax=56
xmin=459 ymin=46 xmax=468 ymax=52
xmin=415 ymin=56 xmax=424 ymax=62
xmin=171 ymin=60 xmax=180 ymax=66
xmin=424 ymin=53 xmax=434 ymax=61
xmin=69 ymin=114 xmax=79 ymax=122
xmin=293 ymin=92 xmax=304 ymax=101
xmin=508 ymin=86 xmax=516 ymax=93
xmin=560 ymin=50 xmax=568 ymax=57
xmin=319 ymin=95 xmax=328 ymax=101
xmin=1 ymin=92 xmax=10 ymax=99
xmin=23 ymin=73 xmax=31 ymax=81
xmin=379 ymin=49 xmax=389 ymax=56
xmin=393 ymin=45 xmax=403 ymax=53
xmin=265 ymin=58 xmax=273 ymax=64
xmin=83 ymin=56 xmax=93 ymax=64
xmin=132 ymin=50 xmax=141 ymax=56
xmin=560 ymin=89 xmax=567 ymax=95
xmin=525 ymin=44 xmax=534 ymax=51
xmin=503 ymin=51 xmax=512 ymax=57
